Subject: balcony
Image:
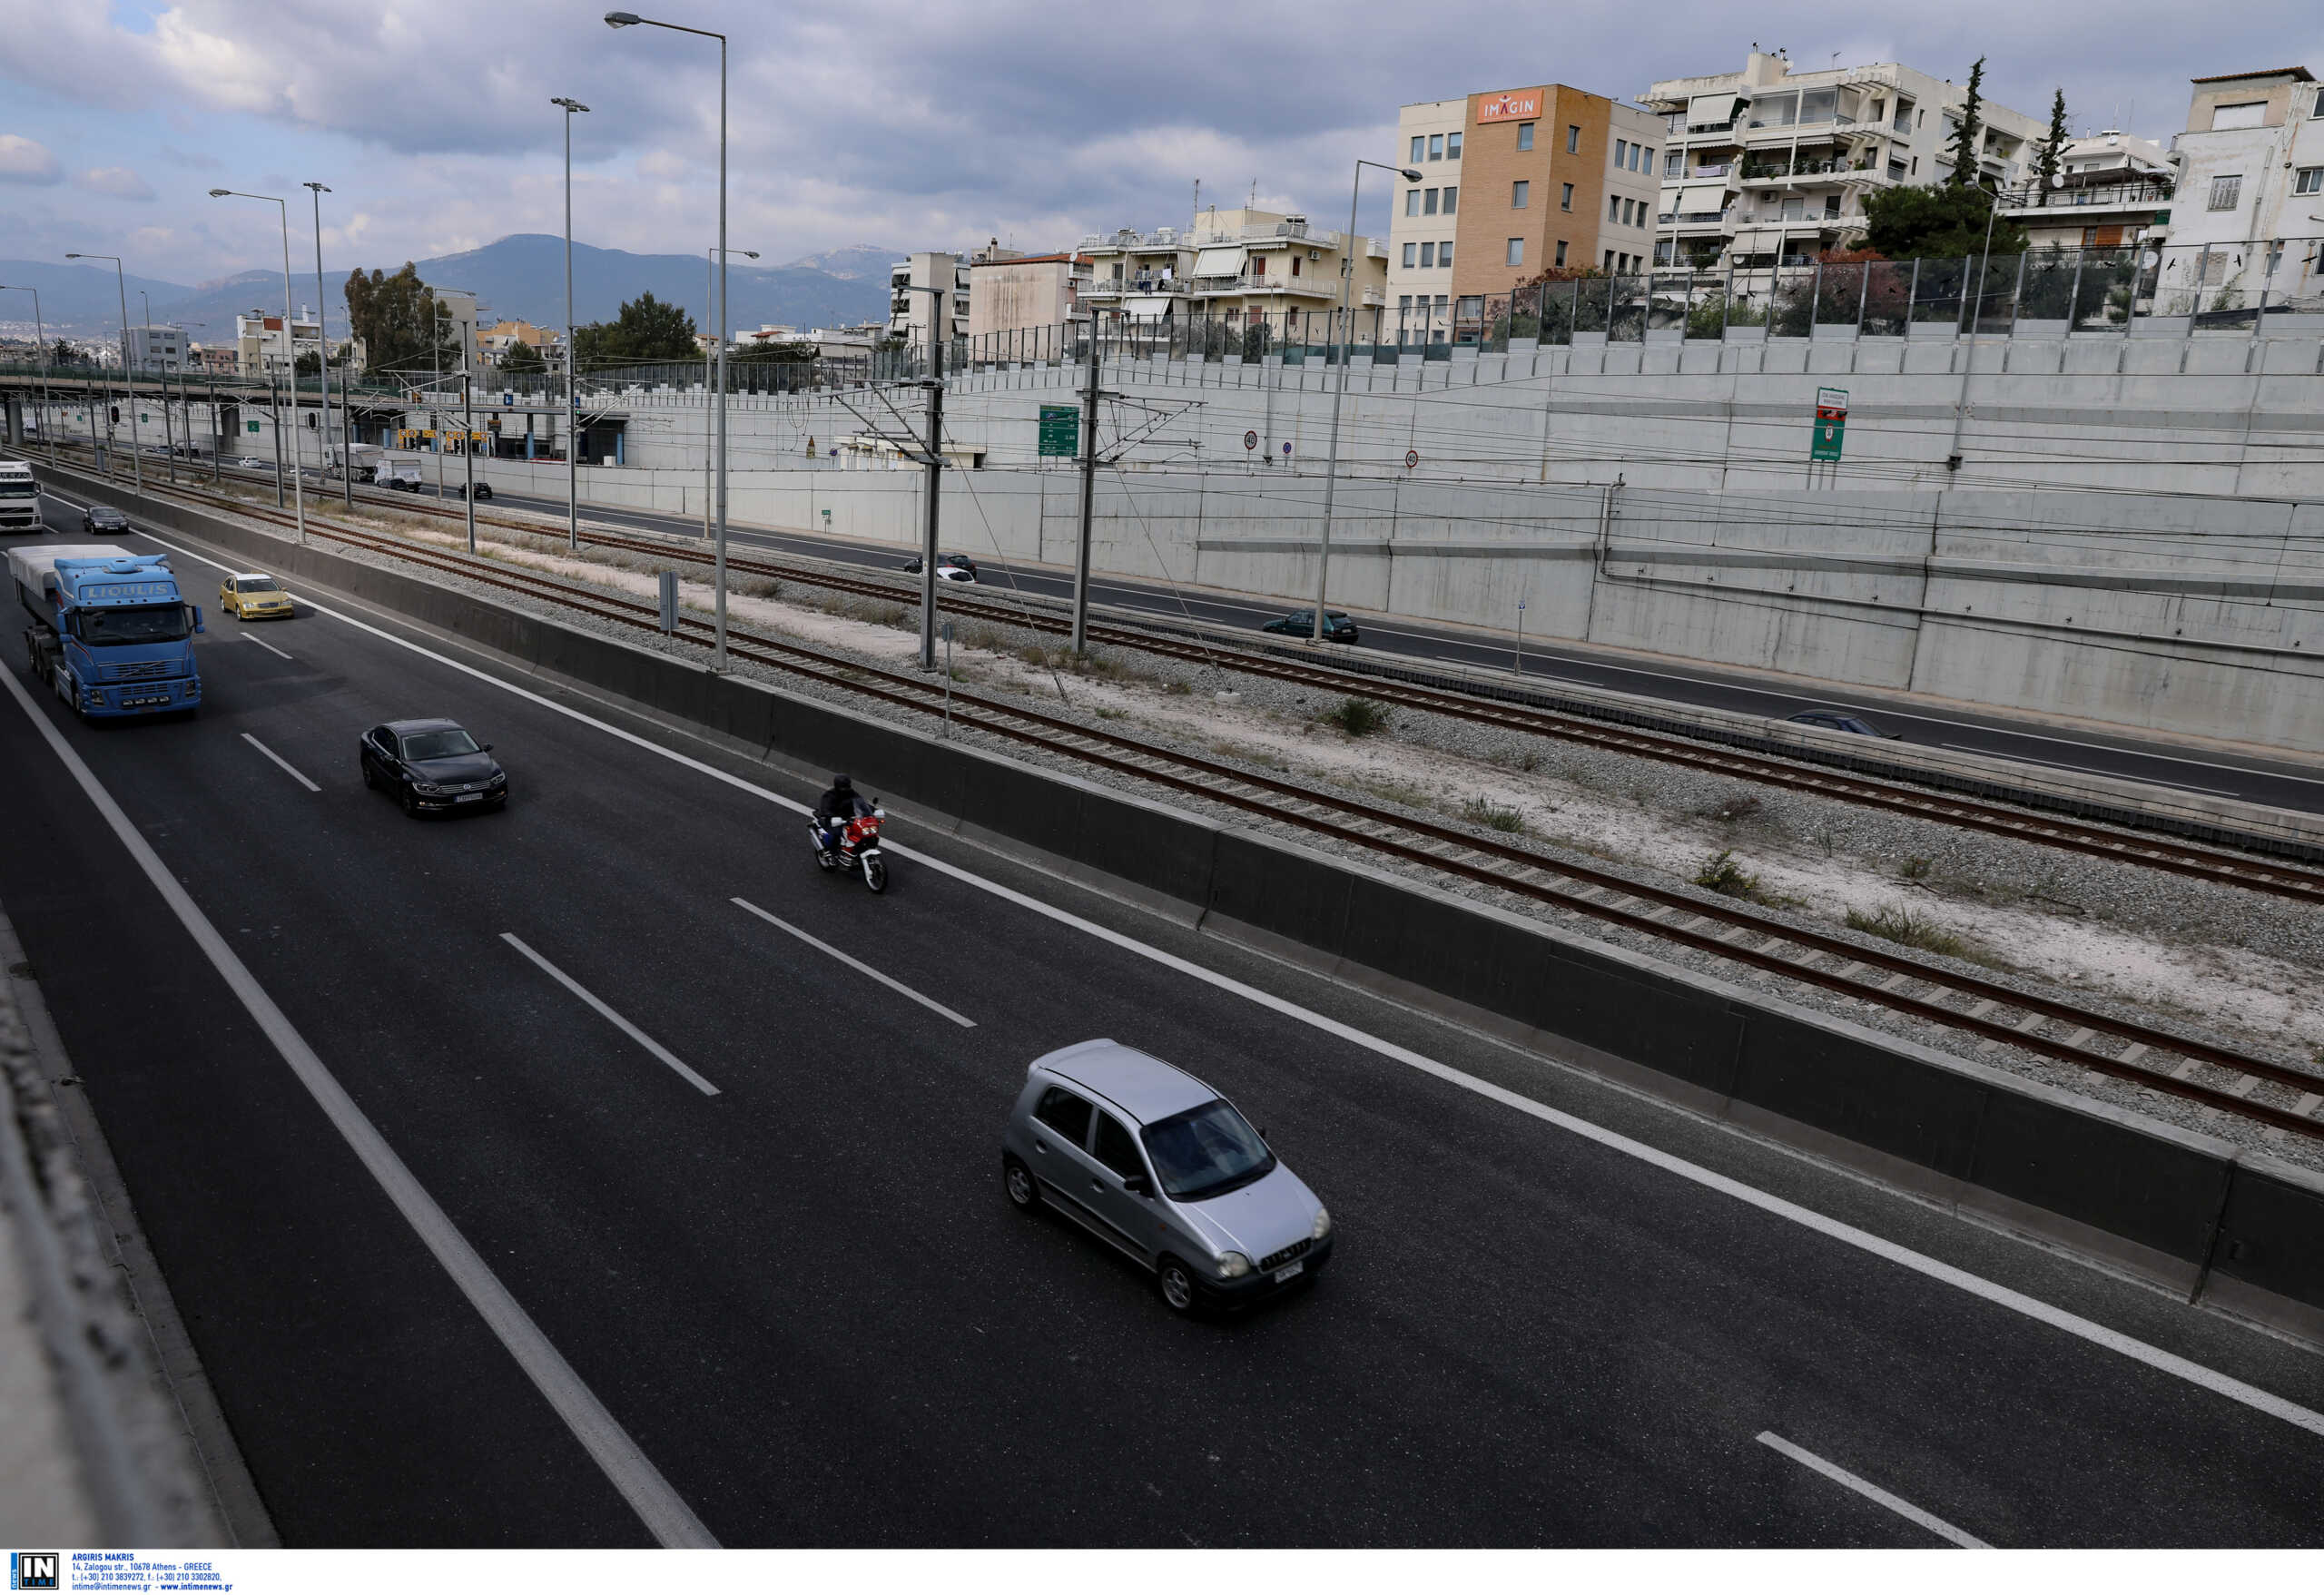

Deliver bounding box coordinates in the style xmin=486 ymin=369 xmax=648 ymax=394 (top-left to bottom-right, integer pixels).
xmin=1655 ymin=209 xmax=1733 ymax=228
xmin=2009 ymin=181 xmax=2174 ymax=217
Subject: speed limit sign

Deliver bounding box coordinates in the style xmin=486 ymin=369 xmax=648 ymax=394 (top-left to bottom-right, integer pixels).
xmin=1405 ymin=448 xmax=1420 ymax=469
xmin=1245 ymin=429 xmax=1258 ymax=451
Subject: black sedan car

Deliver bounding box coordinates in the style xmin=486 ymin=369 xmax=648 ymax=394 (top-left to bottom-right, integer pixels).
xmin=454 ymin=480 xmax=494 ymax=501
xmin=1262 ymin=608 xmax=1360 ymax=644
xmin=81 ymin=503 xmax=130 ymax=535
xmin=901 ymin=552 xmax=978 ymax=582
xmin=1786 ymin=709 xmax=1900 ymax=739
xmin=359 ymin=719 xmax=508 ymax=816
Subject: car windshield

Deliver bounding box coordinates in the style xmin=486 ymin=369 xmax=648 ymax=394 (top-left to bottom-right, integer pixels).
xmin=236 ymin=577 xmax=279 ymax=593
xmin=75 ymin=604 xmax=188 ymax=646
xmin=401 ymin=728 xmax=481 ymax=761
xmin=0 ymin=479 xmax=34 ymax=498
xmin=1139 ymin=1098 xmax=1275 ymax=1201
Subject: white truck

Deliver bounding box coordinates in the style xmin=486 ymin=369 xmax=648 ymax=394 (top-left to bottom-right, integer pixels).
xmin=0 ymin=458 xmax=39 ymax=532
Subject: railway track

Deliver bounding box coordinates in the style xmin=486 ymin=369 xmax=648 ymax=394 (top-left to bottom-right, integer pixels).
xmin=112 ymin=470 xmax=2324 ymax=1147
xmin=83 ymin=442 xmax=2324 ymax=911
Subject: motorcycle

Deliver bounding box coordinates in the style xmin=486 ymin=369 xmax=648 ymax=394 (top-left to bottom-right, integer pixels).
xmin=811 ymin=803 xmax=888 ymax=893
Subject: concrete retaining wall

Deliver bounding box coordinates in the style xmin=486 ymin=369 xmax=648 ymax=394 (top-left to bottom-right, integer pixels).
xmin=44 ymin=458 xmax=2324 ymax=1349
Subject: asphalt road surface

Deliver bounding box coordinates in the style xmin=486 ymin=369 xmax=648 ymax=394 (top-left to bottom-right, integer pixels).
xmin=4 ymin=493 xmax=2321 ymax=1546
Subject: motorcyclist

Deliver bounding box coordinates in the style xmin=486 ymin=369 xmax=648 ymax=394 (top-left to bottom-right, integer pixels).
xmin=813 ymin=773 xmax=870 ymax=855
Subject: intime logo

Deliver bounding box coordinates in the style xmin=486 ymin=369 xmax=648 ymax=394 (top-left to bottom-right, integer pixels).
xmin=10 ymin=1552 xmax=59 ymax=1591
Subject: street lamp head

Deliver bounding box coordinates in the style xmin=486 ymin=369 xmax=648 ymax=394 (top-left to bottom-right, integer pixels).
xmin=304 ymin=181 xmax=331 ymax=193
xmin=64 ymin=252 xmax=83 ymax=259
xmin=208 ymin=189 xmax=231 ymax=198
xmin=743 ymin=250 xmax=759 ymax=260
xmin=552 ymin=96 xmax=591 ymax=113
xmin=605 ymin=10 xmax=641 ymax=25
xmin=1399 ymin=168 xmax=1423 ymax=182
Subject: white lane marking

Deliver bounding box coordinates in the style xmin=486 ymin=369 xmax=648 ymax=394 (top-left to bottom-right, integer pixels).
xmin=0 ymin=662 xmax=717 ymax=1548
xmin=240 ymin=632 xmax=293 ymax=661
xmin=1937 ymin=744 xmax=2247 ymax=798
xmin=129 ymin=528 xmax=2324 ymax=1442
xmin=730 ymin=897 xmax=976 ymax=1029
xmin=1757 ymin=1432 xmax=1990 ymax=1548
xmin=239 ymin=732 xmax=320 ymax=793
xmin=499 ymin=933 xmax=721 ymax=1096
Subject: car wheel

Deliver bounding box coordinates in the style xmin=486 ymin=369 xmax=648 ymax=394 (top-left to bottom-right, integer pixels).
xmin=1156 ymin=1255 xmax=1199 ymax=1314
xmin=1003 ymin=1157 xmax=1039 ymax=1212
xmin=361 ymin=761 xmax=377 ymax=790
xmin=400 ymin=784 xmax=420 ymax=817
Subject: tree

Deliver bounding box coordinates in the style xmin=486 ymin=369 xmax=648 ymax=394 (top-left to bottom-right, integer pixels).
xmin=500 ymin=339 xmax=547 ymax=375
xmin=343 ymin=262 xmax=455 ymax=376
xmin=294 ymin=350 xmax=320 ymax=376
xmin=573 ymin=291 xmax=698 ymax=367
xmin=1945 ymin=58 xmax=1986 ymax=187
xmin=1861 ymin=183 xmax=2024 ymax=260
xmin=2035 ymin=88 xmax=2069 ymax=192
xmin=729 ymin=339 xmax=817 ymax=364
xmin=50 ymin=338 xmax=81 ymax=367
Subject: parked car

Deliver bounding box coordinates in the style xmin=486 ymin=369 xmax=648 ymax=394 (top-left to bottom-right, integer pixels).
xmin=217 ymin=572 xmax=293 ymax=622
xmin=231 ymin=456 xmax=269 ymax=469
xmin=1786 ymin=709 xmax=1900 ymax=739
xmin=1261 ymin=608 xmax=1359 ymax=644
xmin=453 ymin=480 xmax=494 ymax=501
xmin=359 ymin=719 xmax=508 ymax=817
xmin=902 ymin=552 xmax=978 ymax=583
xmin=81 ymin=504 xmax=130 ymax=534
xmin=1001 ymin=1039 xmax=1332 ymax=1315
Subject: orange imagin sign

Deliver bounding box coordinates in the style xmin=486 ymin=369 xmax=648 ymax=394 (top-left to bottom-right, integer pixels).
xmin=1476 ymin=90 xmax=1544 ymax=123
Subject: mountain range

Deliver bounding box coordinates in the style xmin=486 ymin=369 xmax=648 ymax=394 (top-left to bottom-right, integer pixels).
xmin=0 ymin=237 xmax=900 ymax=343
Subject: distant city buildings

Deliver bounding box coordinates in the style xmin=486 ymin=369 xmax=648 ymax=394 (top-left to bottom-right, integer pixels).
xmin=1073 ymin=207 xmax=1387 ymax=330
xmin=478 ymin=319 xmax=561 ymax=367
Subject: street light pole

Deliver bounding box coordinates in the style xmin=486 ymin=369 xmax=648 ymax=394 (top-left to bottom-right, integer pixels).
xmin=209 ymin=191 xmax=307 ymax=545
xmin=704 ymin=245 xmax=757 ymax=545
xmin=604 ymin=11 xmax=731 ymax=669
xmin=0 ymin=285 xmax=54 ymax=460
xmin=1312 ymin=158 xmax=1420 ymax=643
xmin=138 ymin=290 xmax=178 ymax=483
xmin=65 ymin=253 xmax=143 ymax=494
xmin=1945 ymin=176 xmax=2057 ymax=474
xmin=552 ymin=97 xmax=590 ymax=555
xmin=897 ymin=282 xmax=948 ymax=669
xmin=305 ymin=182 xmax=352 ymax=509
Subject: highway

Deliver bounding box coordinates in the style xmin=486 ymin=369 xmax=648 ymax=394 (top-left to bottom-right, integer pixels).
xmin=467 ymin=478 xmax=2324 ymax=818
xmin=4 ymin=492 xmax=2323 ymax=1546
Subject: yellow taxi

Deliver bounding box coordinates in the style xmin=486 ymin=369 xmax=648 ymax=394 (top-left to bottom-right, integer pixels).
xmin=218 ymin=572 xmax=295 ymax=621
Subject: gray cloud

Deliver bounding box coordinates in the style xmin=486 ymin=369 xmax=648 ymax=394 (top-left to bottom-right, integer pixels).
xmin=0 ymin=133 xmax=63 ymax=185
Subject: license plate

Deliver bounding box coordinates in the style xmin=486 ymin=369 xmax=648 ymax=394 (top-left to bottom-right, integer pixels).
xmin=124 ymin=694 xmax=170 ymax=707
xmin=455 ymin=793 xmax=483 ymax=802
xmin=1272 ymin=1261 xmax=1305 ymax=1285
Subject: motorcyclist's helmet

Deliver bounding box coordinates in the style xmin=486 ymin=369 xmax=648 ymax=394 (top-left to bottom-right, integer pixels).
xmin=832 ymin=773 xmax=852 ymax=793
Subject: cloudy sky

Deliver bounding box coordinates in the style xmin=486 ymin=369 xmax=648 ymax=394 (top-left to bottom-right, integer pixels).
xmin=2 ymin=0 xmax=2319 ymax=286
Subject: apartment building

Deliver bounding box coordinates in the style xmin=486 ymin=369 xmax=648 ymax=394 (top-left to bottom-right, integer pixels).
xmin=1639 ymin=50 xmax=2045 ymax=269
xmin=233 ymin=309 xmax=320 ymax=378
xmin=1077 ymin=227 xmax=1193 ymax=321
xmin=478 ymin=319 xmax=561 ymax=366
xmin=1385 ymin=85 xmax=1664 ymax=341
xmin=967 ymin=245 xmax=1092 ymax=338
xmin=1185 ymin=207 xmax=1386 ymax=324
xmin=2150 ymin=67 xmax=2324 ymax=311
xmin=889 ymin=251 xmax=971 ymax=352
xmin=122 ymin=323 xmax=186 ymax=371
xmin=2009 ymin=131 xmax=2172 ymax=251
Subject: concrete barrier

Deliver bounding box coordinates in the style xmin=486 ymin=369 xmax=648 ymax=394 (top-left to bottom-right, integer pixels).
xmin=33 ymin=457 xmax=2324 ymax=1349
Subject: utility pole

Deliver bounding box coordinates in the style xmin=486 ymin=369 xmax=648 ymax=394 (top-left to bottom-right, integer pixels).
xmin=1071 ymin=317 xmax=1101 ymax=653
xmin=270 ymin=370 xmax=285 ymax=505
xmin=462 ymin=371 xmax=477 ymax=554
xmin=918 ymin=321 xmax=945 ymax=670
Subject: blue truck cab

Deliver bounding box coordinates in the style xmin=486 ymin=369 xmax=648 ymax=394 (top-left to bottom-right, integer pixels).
xmin=11 ymin=543 xmax=204 ymax=719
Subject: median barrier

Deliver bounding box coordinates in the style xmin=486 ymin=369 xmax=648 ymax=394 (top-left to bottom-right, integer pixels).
xmin=26 ymin=457 xmax=2324 ymax=1348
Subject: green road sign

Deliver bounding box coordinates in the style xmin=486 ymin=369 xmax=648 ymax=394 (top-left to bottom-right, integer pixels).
xmin=1811 ymin=416 xmax=1845 ymax=462
xmin=1038 ymin=404 xmax=1079 ymax=458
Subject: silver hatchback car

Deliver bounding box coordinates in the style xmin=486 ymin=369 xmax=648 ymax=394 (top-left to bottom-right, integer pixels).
xmin=1001 ymin=1039 xmax=1333 ymax=1314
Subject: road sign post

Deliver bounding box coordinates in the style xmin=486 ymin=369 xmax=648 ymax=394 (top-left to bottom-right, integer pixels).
xmin=1039 ymin=405 xmax=1079 ymax=458
xmin=1809 ymin=386 xmax=1847 ymax=483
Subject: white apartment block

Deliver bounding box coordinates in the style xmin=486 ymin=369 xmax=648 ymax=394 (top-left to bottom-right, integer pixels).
xmin=2150 ymin=67 xmax=2324 ymax=314
xmin=1077 ymin=227 xmax=1193 ymax=321
xmin=2011 ymin=131 xmax=2173 ymax=252
xmin=889 ymin=252 xmax=971 ymax=353
xmin=1640 ymin=49 xmax=2046 ymax=269
xmin=1386 ymin=97 xmax=1466 ymax=337
xmin=233 ymin=310 xmax=320 ymax=379
xmin=122 ymin=323 xmax=186 ymax=371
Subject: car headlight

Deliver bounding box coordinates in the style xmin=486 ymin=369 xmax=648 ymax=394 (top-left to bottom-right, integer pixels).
xmin=1216 ymin=1251 xmax=1251 ymax=1279
xmin=1312 ymin=1206 xmax=1332 ymax=1240
xmin=487 ymin=771 xmax=507 ymax=785
xmin=412 ymin=782 xmax=445 ymax=795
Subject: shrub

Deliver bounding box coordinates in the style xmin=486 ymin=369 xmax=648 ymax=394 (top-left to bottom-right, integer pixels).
xmin=1323 ymin=697 xmax=1389 ymax=737
xmin=1845 ymin=904 xmax=1968 ymax=958
xmin=1900 ymin=856 xmax=1932 ymax=881
xmin=1695 ymin=849 xmax=1761 ymax=898
xmin=1461 ymin=797 xmax=1527 ymax=833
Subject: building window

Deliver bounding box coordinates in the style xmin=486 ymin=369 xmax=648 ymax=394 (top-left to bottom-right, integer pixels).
xmin=2207 ymin=173 xmax=2242 ymax=211
xmin=1410 ymin=134 xmax=1425 ymax=163
xmin=1398 ymin=294 xmax=1412 ymax=310
xmin=1614 ymin=138 xmax=1628 ymax=166
xmin=2210 ymin=101 xmax=2266 ymax=132
xmin=1429 ymin=133 xmax=1444 ymax=160
xmin=1440 ymin=240 xmax=1454 ymax=266
xmin=1640 ymin=145 xmax=1654 ymax=171
xmin=1512 ymin=180 xmax=1529 ymax=208
xmin=1420 ymin=241 xmax=1434 ymax=268
xmin=1405 ymin=189 xmax=1421 ymax=216
xmin=1506 ymin=238 xmax=1524 ymax=266
xmin=1604 ymin=249 xmax=1615 ymax=271
xmin=1424 ymin=187 xmax=1439 ymax=215
xmin=1517 ymin=122 xmax=1534 ymax=151
xmin=1403 ymin=242 xmax=1417 ymax=268
xmin=1442 ymin=185 xmax=1457 ymax=214
xmin=1567 ymin=124 xmax=1581 ymax=153
xmin=1290 ymin=255 xmax=1301 ymax=275
xmin=1446 ymin=132 xmax=1462 ymax=159
xmin=1555 ymin=240 xmax=1568 ymax=267
xmin=1609 ymin=195 xmax=1621 ymax=222
xmin=1561 ymin=182 xmax=1573 ymax=211
xmin=2296 ymin=167 xmax=2324 ymax=195
xmin=1665 ymin=151 xmax=1681 ymax=176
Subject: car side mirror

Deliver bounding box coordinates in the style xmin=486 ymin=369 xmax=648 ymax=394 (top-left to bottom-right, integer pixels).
xmin=1123 ymin=1174 xmax=1152 ymax=1196
xmin=481 ymin=743 xmax=494 ymax=753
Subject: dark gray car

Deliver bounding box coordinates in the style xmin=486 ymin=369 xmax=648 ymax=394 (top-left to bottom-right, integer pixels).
xmin=359 ymin=718 xmax=508 ymax=816
xmin=1001 ymin=1039 xmax=1333 ymax=1314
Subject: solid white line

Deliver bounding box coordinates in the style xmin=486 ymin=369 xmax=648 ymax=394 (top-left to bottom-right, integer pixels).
xmin=1757 ymin=1431 xmax=1989 ymax=1548
xmin=239 ymin=732 xmax=320 ymax=793
xmin=1937 ymin=743 xmax=2249 ymax=798
xmin=1 ymin=661 xmax=715 ymax=1547
xmin=128 ymin=527 xmax=2324 ymax=1444
xmin=240 ymin=632 xmax=293 ymax=661
xmin=499 ymin=933 xmax=721 ymax=1096
xmin=730 ymin=897 xmax=976 ymax=1028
